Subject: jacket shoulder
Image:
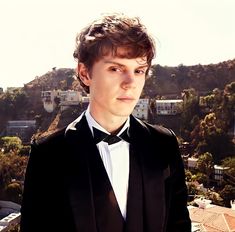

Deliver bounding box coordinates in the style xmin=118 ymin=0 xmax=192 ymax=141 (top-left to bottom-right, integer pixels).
xmin=31 ymin=127 xmax=67 ymax=146
xmin=138 ymin=119 xmax=175 ymax=138
xmin=130 ymin=115 xmax=176 ymax=139
xmin=152 ymin=124 xmax=175 ymax=137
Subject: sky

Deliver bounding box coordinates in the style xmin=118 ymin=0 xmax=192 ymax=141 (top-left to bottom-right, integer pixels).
xmin=0 ymin=0 xmax=235 ymax=90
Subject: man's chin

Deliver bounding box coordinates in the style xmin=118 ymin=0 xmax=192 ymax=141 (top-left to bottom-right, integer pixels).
xmin=115 ymin=110 xmax=134 ymax=118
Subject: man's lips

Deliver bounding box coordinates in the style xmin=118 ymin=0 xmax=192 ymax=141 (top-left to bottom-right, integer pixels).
xmin=117 ymin=96 xmax=135 ymax=101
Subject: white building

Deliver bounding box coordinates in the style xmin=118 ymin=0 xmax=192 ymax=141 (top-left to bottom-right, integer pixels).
xmin=59 ymin=90 xmax=82 ymax=111
xmin=188 ymin=157 xmax=198 ymax=169
xmin=41 ymin=90 xmax=82 ymax=112
xmin=214 ymin=165 xmax=230 ymax=182
xmin=132 ymin=99 xmax=149 ymax=120
xmin=81 ymin=96 xmax=90 ymax=103
xmin=41 ymin=90 xmax=59 ymax=113
xmin=59 ymin=90 xmax=81 ymax=102
xmin=6 ymin=120 xmax=36 ymax=142
xmin=156 ymin=99 xmax=183 ymax=115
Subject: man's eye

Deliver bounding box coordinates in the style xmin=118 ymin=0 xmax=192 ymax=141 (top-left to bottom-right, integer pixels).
xmin=135 ymin=69 xmax=146 ymax=75
xmin=109 ymin=67 xmax=122 ymax=72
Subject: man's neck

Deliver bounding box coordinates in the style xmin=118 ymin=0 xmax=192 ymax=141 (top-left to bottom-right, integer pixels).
xmin=87 ymin=106 xmax=129 ymax=134
xmin=91 ymin=112 xmax=128 ymax=134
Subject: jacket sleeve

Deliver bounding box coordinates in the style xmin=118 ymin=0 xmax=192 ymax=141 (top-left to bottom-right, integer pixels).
xmin=19 ymin=141 xmax=57 ymax=232
xmin=20 ymin=134 xmax=76 ymax=232
xmin=20 ymin=142 xmax=43 ymax=231
xmin=20 ymin=141 xmax=66 ymax=232
xmin=165 ymin=133 xmax=192 ymax=232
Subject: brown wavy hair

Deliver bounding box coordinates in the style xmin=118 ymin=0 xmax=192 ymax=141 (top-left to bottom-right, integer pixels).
xmin=73 ymin=13 xmax=156 ymax=93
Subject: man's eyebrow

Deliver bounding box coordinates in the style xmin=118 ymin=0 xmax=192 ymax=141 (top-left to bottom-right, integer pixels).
xmin=103 ymin=60 xmax=125 ymax=67
xmin=136 ymin=64 xmax=149 ymax=69
xmin=103 ymin=60 xmax=149 ymax=68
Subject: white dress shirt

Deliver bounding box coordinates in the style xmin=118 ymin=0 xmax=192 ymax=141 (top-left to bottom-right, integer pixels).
xmin=85 ymin=108 xmax=130 ymax=219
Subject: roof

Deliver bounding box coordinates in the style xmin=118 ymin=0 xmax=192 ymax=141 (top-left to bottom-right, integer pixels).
xmin=156 ymin=99 xmax=183 ymax=103
xmin=189 ymin=204 xmax=235 ymax=232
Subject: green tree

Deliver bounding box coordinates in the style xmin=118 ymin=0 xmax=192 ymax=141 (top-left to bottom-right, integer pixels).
xmin=18 ymin=145 xmax=31 ymax=156
xmin=219 ymin=185 xmax=235 ymax=208
xmin=8 ymin=225 xmax=20 ymax=232
xmin=5 ymin=182 xmax=22 ymax=203
xmin=206 ymin=190 xmax=223 ymax=206
xmin=221 ymin=157 xmax=235 ymax=186
xmin=217 ymin=81 xmax=235 ymax=129
xmin=0 ymin=89 xmax=29 ymax=118
xmin=0 ymin=152 xmax=28 ymax=200
xmin=195 ymin=172 xmax=208 ymax=186
xmin=0 ymin=136 xmax=23 ymax=154
xmin=195 ymin=113 xmax=233 ymax=162
xmin=196 ymin=152 xmax=214 ymax=187
xmin=0 ymin=92 xmax=15 ymax=117
xmin=180 ymin=88 xmax=200 ymax=139
xmin=221 ymin=156 xmax=235 ymax=177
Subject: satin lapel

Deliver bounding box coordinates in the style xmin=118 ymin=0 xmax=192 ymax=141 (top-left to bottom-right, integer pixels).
xmin=65 ymin=116 xmax=97 ymax=232
xmin=125 ymin=145 xmax=143 ymax=232
xmin=129 ymin=116 xmax=166 ymax=232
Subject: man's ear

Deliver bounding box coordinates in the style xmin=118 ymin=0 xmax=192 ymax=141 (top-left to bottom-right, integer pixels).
xmin=77 ymin=63 xmax=91 ymax=86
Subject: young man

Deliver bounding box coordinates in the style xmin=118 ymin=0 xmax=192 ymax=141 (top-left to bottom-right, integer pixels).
xmin=20 ymin=13 xmax=191 ymax=232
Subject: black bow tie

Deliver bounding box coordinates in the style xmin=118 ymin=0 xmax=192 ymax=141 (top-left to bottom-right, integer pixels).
xmin=93 ymin=127 xmax=130 ymax=145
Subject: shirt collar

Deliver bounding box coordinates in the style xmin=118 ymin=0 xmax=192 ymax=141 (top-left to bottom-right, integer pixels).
xmin=85 ymin=104 xmax=130 ymax=137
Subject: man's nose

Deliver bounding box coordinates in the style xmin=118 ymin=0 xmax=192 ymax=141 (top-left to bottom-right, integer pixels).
xmin=121 ymin=72 xmax=136 ymax=89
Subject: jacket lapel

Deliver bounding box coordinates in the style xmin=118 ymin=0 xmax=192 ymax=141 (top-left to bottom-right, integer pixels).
xmin=65 ymin=115 xmax=97 ymax=232
xmin=65 ymin=115 xmax=124 ymax=232
xmin=129 ymin=116 xmax=166 ymax=232
xmin=125 ymin=145 xmax=143 ymax=232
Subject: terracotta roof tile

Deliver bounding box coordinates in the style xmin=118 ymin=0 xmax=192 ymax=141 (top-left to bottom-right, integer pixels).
xmin=189 ymin=204 xmax=235 ymax=232
xmin=224 ymin=213 xmax=235 ymax=231
xmin=203 ymin=224 xmax=224 ymax=232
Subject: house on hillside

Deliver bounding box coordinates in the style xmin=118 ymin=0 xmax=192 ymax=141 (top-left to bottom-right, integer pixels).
xmin=59 ymin=90 xmax=82 ymax=111
xmin=187 ymin=158 xmax=231 ymax=185
xmin=214 ymin=165 xmax=230 ymax=184
xmin=41 ymin=90 xmax=82 ymax=112
xmin=6 ymin=120 xmax=36 ymax=143
xmin=81 ymin=96 xmax=90 ymax=109
xmin=155 ymin=99 xmax=183 ymax=115
xmin=154 ymin=99 xmax=183 ymax=134
xmin=132 ymin=98 xmax=149 ymax=120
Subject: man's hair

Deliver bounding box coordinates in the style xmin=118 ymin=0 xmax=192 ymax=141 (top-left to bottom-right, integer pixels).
xmin=73 ymin=13 xmax=156 ymax=93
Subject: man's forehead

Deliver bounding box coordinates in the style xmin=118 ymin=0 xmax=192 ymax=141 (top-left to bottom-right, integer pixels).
xmin=102 ymin=56 xmax=148 ymax=66
xmin=99 ymin=46 xmax=148 ymax=65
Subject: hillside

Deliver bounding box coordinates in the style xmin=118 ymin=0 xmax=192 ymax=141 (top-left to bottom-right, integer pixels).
xmin=0 ymin=59 xmax=235 ymax=138
xmin=145 ymin=59 xmax=235 ymax=97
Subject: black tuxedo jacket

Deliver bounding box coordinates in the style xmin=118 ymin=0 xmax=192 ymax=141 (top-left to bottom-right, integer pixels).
xmin=20 ymin=114 xmax=191 ymax=232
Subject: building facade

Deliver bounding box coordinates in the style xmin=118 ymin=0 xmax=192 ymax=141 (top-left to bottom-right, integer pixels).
xmin=41 ymin=90 xmax=82 ymax=112
xmin=132 ymin=98 xmax=149 ymax=120
xmin=156 ymin=99 xmax=183 ymax=115
xmin=6 ymin=120 xmax=36 ymax=143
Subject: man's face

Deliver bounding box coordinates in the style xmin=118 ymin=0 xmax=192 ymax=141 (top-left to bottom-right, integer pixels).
xmin=79 ymin=50 xmax=149 ymax=121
